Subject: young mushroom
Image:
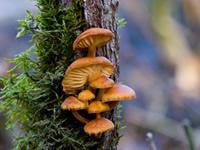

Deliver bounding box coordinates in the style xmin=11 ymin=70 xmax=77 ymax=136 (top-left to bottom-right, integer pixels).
xmin=87 ymin=100 xmax=110 ymax=114
xmin=78 ymin=89 xmax=95 ymax=101
xmin=73 ymin=28 xmax=113 ymax=57
xmin=61 ymin=96 xmax=89 ymax=124
xmin=90 ymin=75 xmax=115 ymax=89
xmin=61 ymin=96 xmax=87 ymax=110
xmin=84 ymin=117 xmax=114 ymax=136
xmin=78 ymin=89 xmax=95 ymax=106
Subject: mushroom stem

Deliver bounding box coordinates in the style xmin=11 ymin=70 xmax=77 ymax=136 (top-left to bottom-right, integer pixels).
xmin=96 ymin=133 xmax=102 ymax=138
xmin=97 ymin=89 xmax=105 ymax=100
xmin=72 ymin=111 xmax=89 ymax=124
xmin=88 ymin=45 xmax=96 ymax=57
xmin=86 ymin=86 xmax=95 ymax=106
xmin=87 ymin=86 xmax=93 ymax=91
xmin=87 ymin=86 xmax=94 ymax=106
xmin=85 ymin=101 xmax=89 ymax=107
xmin=96 ymin=113 xmax=101 ymax=119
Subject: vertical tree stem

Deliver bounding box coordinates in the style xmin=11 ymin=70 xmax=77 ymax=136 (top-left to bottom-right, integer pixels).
xmin=84 ymin=0 xmax=120 ymax=149
xmin=61 ymin=0 xmax=120 ymax=149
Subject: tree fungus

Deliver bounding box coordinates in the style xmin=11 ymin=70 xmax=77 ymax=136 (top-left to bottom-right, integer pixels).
xmin=61 ymin=28 xmax=136 ymax=136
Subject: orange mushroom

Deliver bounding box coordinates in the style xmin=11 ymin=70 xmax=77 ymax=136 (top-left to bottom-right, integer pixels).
xmin=90 ymin=75 xmax=114 ymax=89
xmin=78 ymin=89 xmax=95 ymax=107
xmin=73 ymin=28 xmax=113 ymax=57
xmin=61 ymin=96 xmax=89 ymax=124
xmin=61 ymin=96 xmax=87 ymax=110
xmin=89 ymin=75 xmax=114 ymax=99
xmin=102 ymin=84 xmax=136 ymax=102
xmin=62 ymin=57 xmax=114 ymax=93
xmin=84 ymin=117 xmax=114 ymax=136
xmin=89 ymin=75 xmax=117 ymax=112
xmin=87 ymin=100 xmax=110 ymax=114
xmin=78 ymin=89 xmax=95 ymax=102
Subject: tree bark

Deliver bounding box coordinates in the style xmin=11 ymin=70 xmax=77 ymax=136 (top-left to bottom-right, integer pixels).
xmin=83 ymin=1 xmax=120 ymax=149
xmin=62 ymin=0 xmax=120 ymax=149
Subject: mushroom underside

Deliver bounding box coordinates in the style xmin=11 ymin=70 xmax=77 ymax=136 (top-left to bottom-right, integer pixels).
xmin=62 ymin=65 xmax=113 ymax=93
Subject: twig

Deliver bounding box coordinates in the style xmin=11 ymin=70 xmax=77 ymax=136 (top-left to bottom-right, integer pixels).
xmin=182 ymin=119 xmax=195 ymax=150
xmin=146 ymin=132 xmax=157 ymax=150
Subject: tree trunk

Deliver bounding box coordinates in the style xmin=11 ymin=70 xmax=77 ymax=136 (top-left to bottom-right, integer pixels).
xmin=62 ymin=0 xmax=120 ymax=149
xmin=84 ymin=1 xmax=120 ymax=149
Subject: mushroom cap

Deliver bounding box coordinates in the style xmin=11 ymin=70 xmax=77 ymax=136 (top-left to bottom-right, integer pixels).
xmin=84 ymin=117 xmax=114 ymax=136
xmin=62 ymin=56 xmax=114 ymax=93
xmin=78 ymin=89 xmax=95 ymax=101
xmin=73 ymin=28 xmax=113 ymax=50
xmin=90 ymin=75 xmax=114 ymax=89
xmin=61 ymin=96 xmax=87 ymax=110
xmin=102 ymin=84 xmax=136 ymax=102
xmin=88 ymin=101 xmax=110 ymax=113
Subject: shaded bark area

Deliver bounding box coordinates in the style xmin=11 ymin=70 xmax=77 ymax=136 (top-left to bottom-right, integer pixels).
xmin=84 ymin=1 xmax=120 ymax=149
xmin=62 ymin=0 xmax=120 ymax=149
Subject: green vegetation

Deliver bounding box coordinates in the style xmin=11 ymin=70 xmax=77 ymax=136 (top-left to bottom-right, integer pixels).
xmin=117 ymin=17 xmax=127 ymax=29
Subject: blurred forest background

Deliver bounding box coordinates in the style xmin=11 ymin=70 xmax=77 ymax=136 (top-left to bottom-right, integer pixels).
xmin=1 ymin=0 xmax=200 ymax=149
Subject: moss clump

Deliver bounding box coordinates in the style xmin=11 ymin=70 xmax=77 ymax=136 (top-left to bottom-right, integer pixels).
xmin=0 ymin=0 xmax=105 ymax=149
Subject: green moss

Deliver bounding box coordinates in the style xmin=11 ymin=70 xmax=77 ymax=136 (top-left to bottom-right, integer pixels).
xmin=0 ymin=0 xmax=105 ymax=149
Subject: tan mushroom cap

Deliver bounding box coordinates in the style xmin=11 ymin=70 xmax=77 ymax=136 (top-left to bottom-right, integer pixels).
xmin=61 ymin=96 xmax=87 ymax=110
xmin=62 ymin=57 xmax=114 ymax=93
xmin=90 ymin=75 xmax=114 ymax=89
xmin=84 ymin=117 xmax=114 ymax=136
xmin=102 ymin=84 xmax=136 ymax=102
xmin=88 ymin=101 xmax=110 ymax=113
xmin=73 ymin=28 xmax=113 ymax=50
xmin=78 ymin=89 xmax=95 ymax=101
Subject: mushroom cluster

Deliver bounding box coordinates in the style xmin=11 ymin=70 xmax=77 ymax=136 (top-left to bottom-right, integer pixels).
xmin=61 ymin=28 xmax=136 ymax=136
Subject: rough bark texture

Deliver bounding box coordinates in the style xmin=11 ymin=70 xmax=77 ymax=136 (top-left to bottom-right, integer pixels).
xmin=62 ymin=0 xmax=120 ymax=149
xmin=84 ymin=1 xmax=120 ymax=149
